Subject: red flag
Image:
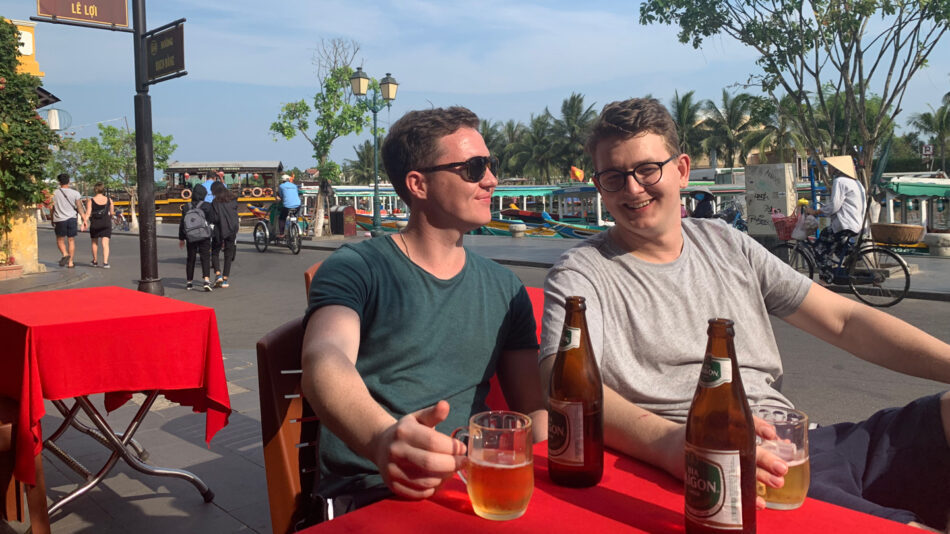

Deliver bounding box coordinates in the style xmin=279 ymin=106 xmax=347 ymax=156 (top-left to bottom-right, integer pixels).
xmin=570 ymin=166 xmax=585 ymax=182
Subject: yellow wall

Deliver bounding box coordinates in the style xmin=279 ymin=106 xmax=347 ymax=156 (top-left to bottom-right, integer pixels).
xmin=10 ymin=20 xmax=44 ymax=77
xmin=1 ymin=207 xmax=44 ymax=274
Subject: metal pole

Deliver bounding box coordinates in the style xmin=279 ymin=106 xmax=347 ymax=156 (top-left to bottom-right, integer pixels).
xmin=371 ymin=93 xmax=382 ymax=236
xmin=132 ymin=0 xmax=163 ymax=294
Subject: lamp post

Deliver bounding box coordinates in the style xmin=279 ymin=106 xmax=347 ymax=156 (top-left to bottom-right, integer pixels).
xmin=350 ymin=67 xmax=398 ymax=236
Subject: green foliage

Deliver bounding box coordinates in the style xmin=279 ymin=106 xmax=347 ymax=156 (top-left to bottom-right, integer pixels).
xmin=509 ymin=113 xmax=558 ymax=184
xmin=271 ymin=65 xmax=373 ymax=170
xmin=670 ymin=90 xmax=705 ymax=157
xmin=908 ymin=103 xmax=950 ymax=172
xmin=344 ymin=138 xmax=385 ymax=185
xmin=549 ymin=93 xmax=597 ymax=176
xmin=0 ymin=18 xmax=59 ymax=237
xmin=639 ymin=0 xmax=950 ymax=185
xmin=45 ymin=124 xmax=176 ymax=194
xmin=701 ymin=90 xmax=760 ymax=167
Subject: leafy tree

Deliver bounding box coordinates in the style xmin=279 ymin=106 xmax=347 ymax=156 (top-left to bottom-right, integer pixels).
xmin=550 ymin=93 xmax=597 ymax=175
xmin=498 ymin=119 xmax=525 ymax=177
xmin=640 ymin=0 xmax=950 ymax=185
xmin=0 ymin=17 xmax=59 ymax=251
xmin=670 ymin=90 xmax=706 ymax=158
xmin=701 ymin=90 xmax=759 ymax=167
xmin=908 ymin=103 xmax=950 ymax=172
xmin=270 ymin=40 xmax=375 ymax=183
xmin=743 ymin=95 xmax=805 ymax=164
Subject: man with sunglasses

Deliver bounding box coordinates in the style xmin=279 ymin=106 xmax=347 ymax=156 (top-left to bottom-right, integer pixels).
xmin=538 ymin=97 xmax=950 ymax=530
xmin=300 ymin=106 xmax=546 ymax=523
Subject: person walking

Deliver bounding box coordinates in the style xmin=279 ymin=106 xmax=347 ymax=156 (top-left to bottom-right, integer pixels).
xmin=210 ymin=181 xmax=239 ymax=288
xmin=81 ymin=182 xmax=114 ymax=268
xmin=51 ymin=173 xmax=85 ymax=268
xmin=178 ymin=183 xmax=217 ymax=291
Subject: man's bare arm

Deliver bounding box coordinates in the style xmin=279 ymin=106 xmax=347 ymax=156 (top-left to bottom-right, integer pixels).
xmin=783 ymin=283 xmax=950 ymax=383
xmin=300 ymin=305 xmax=464 ymax=499
xmin=496 ymin=347 xmax=547 ymax=442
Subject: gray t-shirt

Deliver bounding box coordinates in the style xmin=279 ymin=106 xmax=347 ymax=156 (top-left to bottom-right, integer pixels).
xmin=540 ymin=219 xmax=812 ymax=423
xmin=52 ymin=186 xmax=82 ymax=222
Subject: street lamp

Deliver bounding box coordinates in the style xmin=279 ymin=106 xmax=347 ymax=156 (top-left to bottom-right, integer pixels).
xmin=349 ymin=67 xmax=398 ymax=236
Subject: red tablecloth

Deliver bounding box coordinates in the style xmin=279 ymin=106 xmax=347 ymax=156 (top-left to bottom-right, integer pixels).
xmin=0 ymin=286 xmax=232 ymax=484
xmin=303 ymin=441 xmax=916 ymax=533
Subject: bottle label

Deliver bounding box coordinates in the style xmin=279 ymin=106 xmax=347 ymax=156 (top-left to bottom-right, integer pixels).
xmin=684 ymin=443 xmax=743 ymax=529
xmin=548 ymin=398 xmax=584 ymax=465
xmin=699 ymin=357 xmax=732 ymax=388
xmin=559 ymin=326 xmax=581 ymax=351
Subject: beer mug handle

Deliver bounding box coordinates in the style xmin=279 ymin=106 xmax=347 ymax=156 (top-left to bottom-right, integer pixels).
xmin=451 ymin=427 xmax=470 ymax=484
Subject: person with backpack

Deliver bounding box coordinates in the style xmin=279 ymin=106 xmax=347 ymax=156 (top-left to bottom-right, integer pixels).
xmin=210 ymin=181 xmax=239 ymax=288
xmin=178 ymin=183 xmax=217 ymax=291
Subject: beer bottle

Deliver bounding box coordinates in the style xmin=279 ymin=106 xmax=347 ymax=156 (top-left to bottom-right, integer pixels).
xmin=684 ymin=318 xmax=756 ymax=534
xmin=548 ymin=296 xmax=604 ymax=487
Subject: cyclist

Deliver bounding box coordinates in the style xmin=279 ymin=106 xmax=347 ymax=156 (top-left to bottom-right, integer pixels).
xmin=276 ymin=173 xmax=301 ymax=239
xmin=806 ymin=158 xmax=866 ymax=279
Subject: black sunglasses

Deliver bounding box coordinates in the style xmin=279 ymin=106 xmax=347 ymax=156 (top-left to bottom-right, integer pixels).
xmin=416 ymin=155 xmax=499 ymax=183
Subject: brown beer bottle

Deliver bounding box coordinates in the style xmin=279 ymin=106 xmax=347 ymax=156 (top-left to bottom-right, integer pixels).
xmin=684 ymin=318 xmax=756 ymax=534
xmin=548 ymin=296 xmax=604 ymax=487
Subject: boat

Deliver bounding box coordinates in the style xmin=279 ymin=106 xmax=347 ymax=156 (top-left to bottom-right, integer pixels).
xmin=539 ymin=211 xmax=607 ymax=239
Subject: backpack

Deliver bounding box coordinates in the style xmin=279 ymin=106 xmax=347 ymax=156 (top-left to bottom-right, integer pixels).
xmin=183 ymin=201 xmax=212 ymax=242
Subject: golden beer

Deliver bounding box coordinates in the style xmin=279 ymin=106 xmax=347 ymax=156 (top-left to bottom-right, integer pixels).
xmin=760 ymin=457 xmax=810 ymax=509
xmin=467 ymin=452 xmax=534 ymax=521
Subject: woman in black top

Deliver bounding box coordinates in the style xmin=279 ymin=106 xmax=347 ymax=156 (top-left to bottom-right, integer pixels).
xmin=210 ymin=181 xmax=240 ymax=288
xmin=81 ymin=182 xmax=114 ymax=267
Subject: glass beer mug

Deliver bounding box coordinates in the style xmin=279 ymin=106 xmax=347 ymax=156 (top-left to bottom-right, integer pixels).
xmin=452 ymin=411 xmax=534 ymax=521
xmin=753 ymin=405 xmax=810 ymax=510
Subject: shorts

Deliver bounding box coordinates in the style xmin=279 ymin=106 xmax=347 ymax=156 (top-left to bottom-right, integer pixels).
xmin=89 ymin=220 xmax=112 ymax=239
xmin=54 ymin=218 xmax=78 ymax=238
xmin=808 ymin=392 xmax=949 ymax=529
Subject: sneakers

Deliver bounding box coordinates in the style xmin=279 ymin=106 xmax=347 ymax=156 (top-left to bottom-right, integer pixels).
xmin=221 ymin=281 xmax=230 ymax=289
xmin=203 ymin=281 xmax=213 ymax=292
xmin=91 ymin=260 xmax=98 ymax=267
xmin=103 ymin=263 xmax=110 ymax=269
xmin=186 ymin=281 xmax=194 ymax=291
xmin=214 ymin=276 xmax=224 ymax=288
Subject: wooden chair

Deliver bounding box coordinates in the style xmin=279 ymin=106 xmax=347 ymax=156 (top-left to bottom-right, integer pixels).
xmin=256 ymin=279 xmax=545 ymax=532
xmin=303 ymin=261 xmax=322 ymax=301
xmin=256 ymin=319 xmax=319 ymax=534
xmin=1 ymin=397 xmax=51 ymax=534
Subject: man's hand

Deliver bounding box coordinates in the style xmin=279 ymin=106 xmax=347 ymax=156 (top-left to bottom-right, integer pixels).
xmin=179 ymin=240 xmax=185 ymax=249
xmin=370 ymin=400 xmax=467 ymax=500
xmin=753 ymin=416 xmax=788 ymax=510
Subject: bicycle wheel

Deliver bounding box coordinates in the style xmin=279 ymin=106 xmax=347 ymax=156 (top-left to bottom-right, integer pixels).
xmin=287 ymin=222 xmax=301 ymax=255
xmin=846 ymin=247 xmax=910 ymax=307
xmin=770 ymin=243 xmax=814 ymax=279
xmin=254 ymin=222 xmax=269 ymax=252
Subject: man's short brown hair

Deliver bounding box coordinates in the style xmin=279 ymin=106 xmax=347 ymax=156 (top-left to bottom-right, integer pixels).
xmin=381 ymin=106 xmax=480 ymax=207
xmin=585 ymin=98 xmax=680 ymax=161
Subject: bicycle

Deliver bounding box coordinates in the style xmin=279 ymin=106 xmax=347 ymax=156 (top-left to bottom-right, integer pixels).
xmin=112 ymin=208 xmax=130 ymax=231
xmin=712 ymin=199 xmax=748 ymax=232
xmin=253 ymin=205 xmax=302 ymax=254
xmin=770 ymin=214 xmax=910 ymax=307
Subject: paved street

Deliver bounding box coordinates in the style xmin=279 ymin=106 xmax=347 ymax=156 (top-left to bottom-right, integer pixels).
xmin=1 ymin=227 xmax=948 ymax=533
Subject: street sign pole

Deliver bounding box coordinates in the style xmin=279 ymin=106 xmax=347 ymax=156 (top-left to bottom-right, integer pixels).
xmin=132 ymin=0 xmax=162 ymax=295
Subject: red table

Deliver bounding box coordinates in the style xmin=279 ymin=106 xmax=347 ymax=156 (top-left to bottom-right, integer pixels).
xmin=303 ymin=441 xmax=917 ymax=533
xmin=0 ymin=286 xmax=231 ymax=507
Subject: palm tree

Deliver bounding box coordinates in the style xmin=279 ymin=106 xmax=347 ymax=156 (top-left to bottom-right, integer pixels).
xmin=344 ymin=138 xmax=384 ymax=185
xmin=498 ymin=119 xmax=525 ymax=177
xmin=701 ymin=90 xmax=759 ymax=167
xmin=509 ymin=114 xmax=557 ymax=184
xmin=670 ymin=90 xmax=705 ymax=157
xmin=909 ymin=104 xmax=950 ymax=172
xmin=743 ymin=95 xmax=805 ymax=164
xmin=551 ymin=93 xmax=597 ymax=175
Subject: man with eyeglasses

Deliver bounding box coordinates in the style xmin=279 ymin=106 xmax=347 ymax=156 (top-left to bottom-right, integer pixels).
xmin=539 ymin=97 xmax=950 ymax=530
xmin=300 ymin=106 xmax=547 ymax=524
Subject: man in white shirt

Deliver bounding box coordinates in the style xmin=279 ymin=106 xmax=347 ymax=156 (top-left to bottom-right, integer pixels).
xmin=807 ymin=169 xmax=867 ymax=276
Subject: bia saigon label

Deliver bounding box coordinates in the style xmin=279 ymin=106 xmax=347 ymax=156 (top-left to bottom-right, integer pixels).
xmin=684 ymin=443 xmax=743 ymax=529
xmin=548 ymin=398 xmax=584 ymax=465
xmin=559 ymin=326 xmax=581 ymax=351
xmin=699 ymin=356 xmax=732 ymax=388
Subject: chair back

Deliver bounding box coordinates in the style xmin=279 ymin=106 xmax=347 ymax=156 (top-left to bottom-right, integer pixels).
xmin=256 ymin=319 xmax=319 ymax=534
xmin=1 ymin=397 xmax=51 ymax=534
xmin=303 ymin=262 xmax=322 ymax=301
xmin=484 ymin=286 xmax=545 ymax=411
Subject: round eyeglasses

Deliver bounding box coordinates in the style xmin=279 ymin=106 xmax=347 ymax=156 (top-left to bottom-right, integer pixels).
xmin=416 ymin=155 xmax=499 ymax=183
xmin=592 ymin=155 xmax=678 ymax=192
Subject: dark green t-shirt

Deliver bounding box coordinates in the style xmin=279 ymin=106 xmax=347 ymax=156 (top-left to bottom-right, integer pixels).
xmin=305 ymin=236 xmax=538 ymax=497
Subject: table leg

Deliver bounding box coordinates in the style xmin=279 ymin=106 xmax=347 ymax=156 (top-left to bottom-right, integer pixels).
xmin=45 ymin=392 xmax=215 ymax=516
xmin=49 ymin=399 xmax=150 ymax=461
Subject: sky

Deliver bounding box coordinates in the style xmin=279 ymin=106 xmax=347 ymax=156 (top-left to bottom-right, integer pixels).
xmin=3 ymin=0 xmax=949 ymax=175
